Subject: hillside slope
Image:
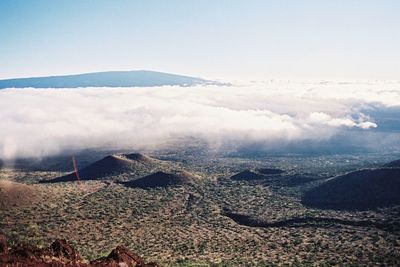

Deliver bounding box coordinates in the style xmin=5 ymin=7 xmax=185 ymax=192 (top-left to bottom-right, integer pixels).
xmin=0 ymin=180 xmax=42 ymax=209
xmin=302 ymin=168 xmax=400 ymax=210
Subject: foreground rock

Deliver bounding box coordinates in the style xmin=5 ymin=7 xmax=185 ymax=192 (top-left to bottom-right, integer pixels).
xmin=91 ymin=246 xmax=158 ymax=266
xmin=0 ymin=234 xmax=158 ymax=267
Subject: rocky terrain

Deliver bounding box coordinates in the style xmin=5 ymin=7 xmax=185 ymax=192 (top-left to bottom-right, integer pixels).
xmin=0 ymin=234 xmax=158 ymax=266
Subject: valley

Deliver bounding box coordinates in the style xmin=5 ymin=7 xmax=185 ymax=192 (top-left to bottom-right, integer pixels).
xmin=1 ymin=150 xmax=400 ymax=265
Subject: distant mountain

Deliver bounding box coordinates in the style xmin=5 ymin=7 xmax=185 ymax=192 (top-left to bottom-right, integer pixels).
xmin=302 ymin=168 xmax=400 ymax=210
xmin=0 ymin=70 xmax=220 ymax=89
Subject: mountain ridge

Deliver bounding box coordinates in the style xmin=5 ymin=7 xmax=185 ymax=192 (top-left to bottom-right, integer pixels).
xmin=0 ymin=70 xmax=223 ymax=89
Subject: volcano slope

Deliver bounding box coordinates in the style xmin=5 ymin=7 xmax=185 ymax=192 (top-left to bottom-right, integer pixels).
xmin=40 ymin=153 xmax=171 ymax=183
xmin=385 ymin=159 xmax=400 ymax=168
xmin=123 ymin=170 xmax=199 ymax=189
xmin=302 ymin=168 xmax=400 ymax=210
xmin=0 ymin=180 xmax=43 ymax=209
xmin=230 ymin=168 xmax=284 ymax=181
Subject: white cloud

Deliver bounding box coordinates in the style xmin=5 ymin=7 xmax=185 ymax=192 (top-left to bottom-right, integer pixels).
xmin=0 ymin=80 xmax=398 ymax=159
xmin=307 ymin=112 xmax=377 ymax=129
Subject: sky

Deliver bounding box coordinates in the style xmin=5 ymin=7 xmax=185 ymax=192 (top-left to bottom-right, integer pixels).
xmin=0 ymin=0 xmax=399 ymax=81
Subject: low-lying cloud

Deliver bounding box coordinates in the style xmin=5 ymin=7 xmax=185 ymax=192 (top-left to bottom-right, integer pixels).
xmin=1 ymin=80 xmax=399 ymax=159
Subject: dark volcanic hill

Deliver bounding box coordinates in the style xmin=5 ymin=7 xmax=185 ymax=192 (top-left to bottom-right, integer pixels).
xmin=256 ymin=168 xmax=285 ymax=175
xmin=302 ymin=168 xmax=400 ymax=210
xmin=384 ymin=159 xmax=400 ymax=168
xmin=230 ymin=170 xmax=266 ymax=181
xmin=41 ymin=153 xmax=165 ymax=183
xmin=230 ymin=168 xmax=284 ymax=181
xmin=124 ymin=170 xmax=198 ymax=189
xmin=0 ymin=70 xmax=219 ymax=89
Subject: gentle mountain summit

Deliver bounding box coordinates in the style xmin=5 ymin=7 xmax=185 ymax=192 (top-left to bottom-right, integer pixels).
xmin=40 ymin=153 xmax=165 ymax=183
xmin=0 ymin=70 xmax=219 ymax=89
xmin=302 ymin=168 xmax=400 ymax=210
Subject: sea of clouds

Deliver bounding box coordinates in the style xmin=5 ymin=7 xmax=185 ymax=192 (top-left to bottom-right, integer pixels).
xmin=1 ymin=80 xmax=400 ymax=159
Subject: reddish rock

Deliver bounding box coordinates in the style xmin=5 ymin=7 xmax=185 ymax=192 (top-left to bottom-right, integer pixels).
xmin=11 ymin=243 xmax=43 ymax=259
xmin=0 ymin=235 xmax=159 ymax=267
xmin=91 ymin=245 xmax=147 ymax=267
xmin=49 ymin=239 xmax=82 ymax=261
xmin=108 ymin=246 xmax=144 ymax=265
xmin=0 ymin=234 xmax=7 ymax=254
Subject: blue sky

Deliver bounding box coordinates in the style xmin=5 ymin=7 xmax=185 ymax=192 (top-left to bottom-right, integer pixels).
xmin=0 ymin=0 xmax=399 ymax=80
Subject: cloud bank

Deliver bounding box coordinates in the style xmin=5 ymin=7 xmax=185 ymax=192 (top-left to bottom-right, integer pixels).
xmin=1 ymin=80 xmax=399 ymax=159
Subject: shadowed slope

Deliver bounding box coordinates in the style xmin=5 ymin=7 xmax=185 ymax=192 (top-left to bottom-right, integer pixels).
xmin=223 ymin=211 xmax=399 ymax=232
xmin=385 ymin=159 xmax=400 ymax=168
xmin=302 ymin=168 xmax=400 ymax=210
xmin=123 ymin=170 xmax=198 ymax=189
xmin=230 ymin=170 xmax=266 ymax=181
xmin=230 ymin=168 xmax=284 ymax=181
xmin=256 ymin=168 xmax=285 ymax=175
